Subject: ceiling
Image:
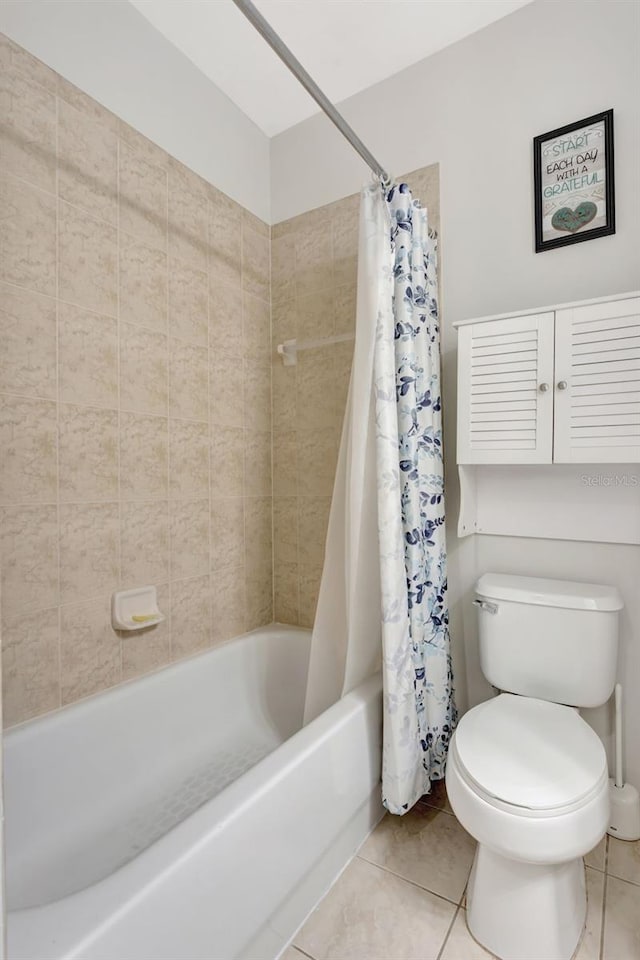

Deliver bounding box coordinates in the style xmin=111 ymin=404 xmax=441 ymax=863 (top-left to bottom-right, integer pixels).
xmin=129 ymin=0 xmax=533 ymax=137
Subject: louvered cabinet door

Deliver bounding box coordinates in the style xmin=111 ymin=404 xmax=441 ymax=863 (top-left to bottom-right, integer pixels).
xmin=554 ymin=297 xmax=640 ymax=463
xmin=457 ymin=312 xmax=555 ymax=464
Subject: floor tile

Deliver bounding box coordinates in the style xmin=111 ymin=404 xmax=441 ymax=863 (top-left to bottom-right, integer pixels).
xmin=575 ymin=867 xmax=605 ymax=960
xmin=584 ymin=835 xmax=607 ymax=872
xmin=439 ymin=909 xmax=492 ymax=960
xmin=294 ymin=857 xmax=455 ymax=960
xmin=419 ymin=778 xmax=453 ymax=814
xmin=608 ymin=837 xmax=640 ymax=886
xmin=359 ymin=805 xmax=476 ymax=903
xmin=603 ymin=876 xmax=640 ymax=960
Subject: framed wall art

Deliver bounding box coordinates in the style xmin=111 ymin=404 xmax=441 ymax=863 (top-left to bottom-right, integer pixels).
xmin=533 ymin=109 xmax=615 ymax=252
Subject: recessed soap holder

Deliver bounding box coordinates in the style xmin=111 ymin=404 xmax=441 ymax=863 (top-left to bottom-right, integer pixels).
xmin=112 ymin=586 xmax=165 ymax=632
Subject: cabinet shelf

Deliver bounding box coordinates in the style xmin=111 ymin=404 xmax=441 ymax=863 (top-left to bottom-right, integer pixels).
xmin=457 ymin=463 xmax=640 ymax=545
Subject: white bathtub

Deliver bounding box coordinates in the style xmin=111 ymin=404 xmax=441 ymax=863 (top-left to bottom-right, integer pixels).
xmin=5 ymin=624 xmax=384 ymax=960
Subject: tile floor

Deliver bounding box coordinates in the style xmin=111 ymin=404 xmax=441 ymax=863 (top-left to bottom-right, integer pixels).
xmin=282 ymin=781 xmax=640 ymax=960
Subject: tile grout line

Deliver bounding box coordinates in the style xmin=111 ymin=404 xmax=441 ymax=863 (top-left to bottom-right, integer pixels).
xmin=54 ymin=83 xmax=63 ymax=713
xmin=240 ymin=216 xmax=249 ymax=635
xmin=605 ymin=835 xmax=640 ymax=888
xmin=115 ymin=132 xmax=123 ymax=682
xmin=207 ymin=189 xmax=213 ymax=646
xmin=416 ymin=798 xmax=456 ymax=818
xmin=605 ymin=872 xmax=640 ymax=888
xmin=209 ymin=190 xmax=215 ymax=643
xmin=0 ymin=273 xmax=242 ymax=332
xmin=0 ymin=391 xmax=208 ymax=426
xmin=438 ymin=860 xmax=478 ymax=960
xmin=291 ymin=947 xmax=316 ymax=960
xmin=293 ymin=243 xmax=301 ymax=625
xmin=355 ymin=853 xmax=460 ymax=908
xmin=269 ymin=221 xmax=276 ymax=623
xmin=599 ymin=834 xmax=609 ymax=960
xmin=436 ymin=903 xmax=462 ymax=960
xmin=166 ymin=157 xmax=174 ymax=661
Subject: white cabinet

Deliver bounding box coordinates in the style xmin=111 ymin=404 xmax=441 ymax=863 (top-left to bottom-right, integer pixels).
xmin=456 ymin=293 xmax=640 ymax=465
xmin=553 ymin=298 xmax=640 ymax=463
xmin=457 ymin=311 xmax=555 ymax=464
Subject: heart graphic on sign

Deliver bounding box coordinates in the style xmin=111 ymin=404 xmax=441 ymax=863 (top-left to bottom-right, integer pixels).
xmin=551 ymin=202 xmax=598 ymax=233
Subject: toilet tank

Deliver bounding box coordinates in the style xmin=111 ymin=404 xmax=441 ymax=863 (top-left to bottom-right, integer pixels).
xmin=475 ymin=573 xmax=622 ymax=708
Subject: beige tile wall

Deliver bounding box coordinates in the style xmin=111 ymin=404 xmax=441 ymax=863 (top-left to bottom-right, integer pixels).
xmin=0 ymin=32 xmax=440 ymax=723
xmin=0 ymin=35 xmax=273 ymax=726
xmin=271 ymin=165 xmax=440 ymax=627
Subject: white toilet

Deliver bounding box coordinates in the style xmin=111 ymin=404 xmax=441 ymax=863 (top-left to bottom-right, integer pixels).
xmin=446 ymin=573 xmax=623 ymax=960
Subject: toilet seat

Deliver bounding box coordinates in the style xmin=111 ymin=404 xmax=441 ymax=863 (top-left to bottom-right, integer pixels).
xmin=453 ymin=694 xmax=608 ymax=817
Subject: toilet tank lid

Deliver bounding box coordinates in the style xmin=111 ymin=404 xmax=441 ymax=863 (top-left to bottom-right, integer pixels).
xmin=475 ymin=573 xmax=623 ymax=612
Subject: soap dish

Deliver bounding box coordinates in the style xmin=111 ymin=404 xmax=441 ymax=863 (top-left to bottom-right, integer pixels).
xmin=112 ymin=586 xmax=165 ymax=631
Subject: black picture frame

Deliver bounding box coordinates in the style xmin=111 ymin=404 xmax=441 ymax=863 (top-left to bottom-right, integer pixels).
xmin=533 ymin=109 xmax=615 ymax=253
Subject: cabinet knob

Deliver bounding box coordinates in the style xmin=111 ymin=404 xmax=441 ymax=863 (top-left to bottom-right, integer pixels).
xmin=557 ymin=380 xmax=568 ymax=390
xmin=539 ymin=382 xmax=550 ymax=392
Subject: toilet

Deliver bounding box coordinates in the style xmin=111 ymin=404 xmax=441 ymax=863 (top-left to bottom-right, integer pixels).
xmin=446 ymin=573 xmax=623 ymax=960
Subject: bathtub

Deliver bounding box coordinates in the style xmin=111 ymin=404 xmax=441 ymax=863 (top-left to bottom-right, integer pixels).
xmin=4 ymin=624 xmax=384 ymax=960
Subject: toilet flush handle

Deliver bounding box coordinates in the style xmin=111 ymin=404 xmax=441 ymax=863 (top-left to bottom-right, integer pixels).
xmin=473 ymin=599 xmax=498 ymax=614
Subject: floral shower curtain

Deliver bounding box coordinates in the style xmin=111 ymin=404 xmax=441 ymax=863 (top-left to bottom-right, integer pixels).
xmin=374 ymin=183 xmax=457 ymax=814
xmin=303 ymin=181 xmax=456 ymax=814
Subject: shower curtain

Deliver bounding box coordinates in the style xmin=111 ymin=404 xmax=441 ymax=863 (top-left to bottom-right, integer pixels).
xmin=302 ymin=185 xmax=386 ymax=724
xmin=303 ymin=181 xmax=456 ymax=815
xmin=375 ymin=183 xmax=456 ymax=813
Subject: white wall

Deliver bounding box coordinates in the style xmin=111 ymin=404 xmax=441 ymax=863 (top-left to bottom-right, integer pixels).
xmin=271 ymin=0 xmax=639 ymax=320
xmin=271 ymin=0 xmax=640 ymax=784
xmin=0 ymin=0 xmax=271 ymax=221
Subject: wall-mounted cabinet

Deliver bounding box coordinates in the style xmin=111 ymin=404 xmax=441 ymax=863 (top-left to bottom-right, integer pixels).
xmin=454 ymin=292 xmax=640 ymax=546
xmin=456 ymin=293 xmax=640 ymax=465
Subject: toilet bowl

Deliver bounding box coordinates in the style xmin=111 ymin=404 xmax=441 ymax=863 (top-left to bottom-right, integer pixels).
xmin=446 ymin=693 xmax=610 ymax=960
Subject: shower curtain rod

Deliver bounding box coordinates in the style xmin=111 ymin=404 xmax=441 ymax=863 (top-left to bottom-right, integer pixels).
xmin=231 ymin=0 xmax=392 ymax=185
